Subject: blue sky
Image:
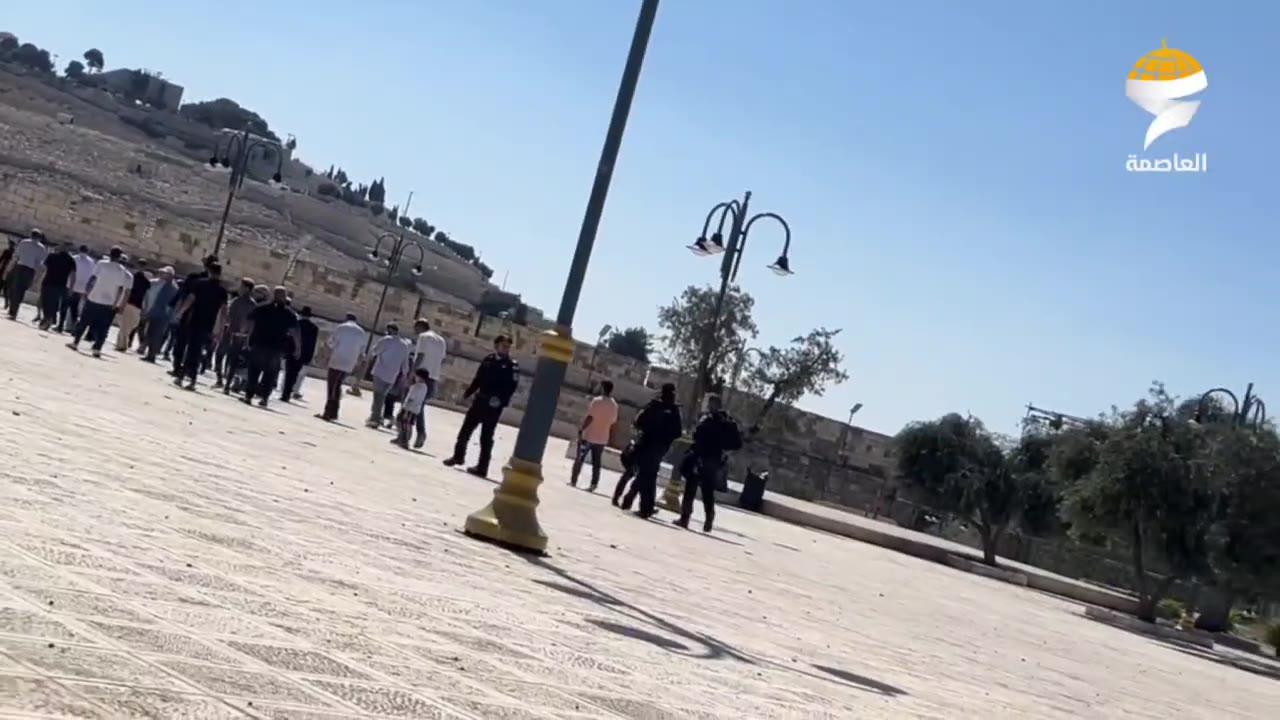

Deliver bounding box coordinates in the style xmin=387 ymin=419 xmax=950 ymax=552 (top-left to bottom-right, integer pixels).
xmin=6 ymin=1 xmax=1279 ymax=436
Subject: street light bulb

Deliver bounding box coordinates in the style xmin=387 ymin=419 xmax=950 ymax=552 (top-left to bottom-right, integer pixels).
xmin=271 ymin=172 xmax=282 ymax=184
xmin=707 ymin=232 xmax=726 ymax=254
xmin=412 ymin=264 xmax=423 ymax=275
xmin=207 ymin=157 xmax=219 ymax=168
xmin=367 ymin=251 xmax=378 ymax=261
xmin=219 ymin=158 xmax=232 ymax=169
xmin=767 ymin=255 xmax=793 ymax=276
xmin=687 ymin=237 xmax=711 ymax=256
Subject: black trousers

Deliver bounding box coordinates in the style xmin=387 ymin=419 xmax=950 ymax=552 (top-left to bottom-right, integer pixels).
xmin=244 ymin=347 xmax=283 ymax=402
xmin=216 ymin=334 xmax=244 ymax=382
xmin=281 ymin=355 xmax=305 ymax=400
xmin=37 ymin=285 xmax=65 ymax=328
xmin=5 ymin=266 xmax=35 ymax=319
xmin=180 ymin=328 xmax=212 ymax=381
xmin=623 ymin=443 xmax=666 ymax=515
xmin=71 ymin=301 xmax=114 ymax=352
xmin=680 ymin=456 xmax=722 ymax=529
xmin=451 ymin=400 xmax=502 ymax=474
xmin=169 ymin=323 xmax=190 ymax=374
xmin=57 ymin=291 xmax=82 ymax=332
xmin=571 ymin=442 xmax=605 ymax=488
xmin=322 ymin=368 xmax=348 ymax=420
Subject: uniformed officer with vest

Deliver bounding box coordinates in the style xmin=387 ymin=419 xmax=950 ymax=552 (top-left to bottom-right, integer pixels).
xmin=444 ymin=334 xmax=519 ymax=478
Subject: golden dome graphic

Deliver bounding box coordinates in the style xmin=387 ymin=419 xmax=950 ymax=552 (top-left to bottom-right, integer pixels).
xmin=1129 ymin=39 xmax=1203 ymax=82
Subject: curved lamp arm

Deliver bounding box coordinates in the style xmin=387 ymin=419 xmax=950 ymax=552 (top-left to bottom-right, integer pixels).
xmin=1197 ymin=387 xmax=1240 ymax=422
xmin=739 ymin=211 xmax=793 ymax=279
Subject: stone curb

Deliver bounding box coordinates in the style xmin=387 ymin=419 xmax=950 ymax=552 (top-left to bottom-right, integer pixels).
xmin=1083 ymin=606 xmax=1216 ymax=649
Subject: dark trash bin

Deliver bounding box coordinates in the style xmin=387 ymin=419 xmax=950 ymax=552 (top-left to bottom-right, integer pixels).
xmin=738 ymin=469 xmax=769 ymax=512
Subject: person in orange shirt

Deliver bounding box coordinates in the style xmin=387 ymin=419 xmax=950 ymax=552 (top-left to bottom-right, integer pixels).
xmin=571 ymin=380 xmax=619 ymax=492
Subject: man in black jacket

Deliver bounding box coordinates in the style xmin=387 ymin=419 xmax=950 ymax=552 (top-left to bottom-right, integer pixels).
xmin=169 ymin=255 xmax=216 ymax=377
xmin=617 ymin=383 xmax=685 ymax=518
xmin=444 ymin=335 xmax=519 ymax=479
xmin=675 ymin=393 xmax=743 ymax=532
xmin=280 ymin=306 xmax=319 ymax=401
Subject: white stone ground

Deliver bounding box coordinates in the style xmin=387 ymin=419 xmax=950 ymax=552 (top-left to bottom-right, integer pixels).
xmin=0 ymin=306 xmax=1277 ymax=719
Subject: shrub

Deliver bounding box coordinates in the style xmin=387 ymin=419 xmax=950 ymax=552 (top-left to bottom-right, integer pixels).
xmin=1155 ymin=598 xmax=1186 ymax=622
xmin=369 ymin=202 xmax=385 ymax=217
xmin=316 ymin=181 xmax=339 ymax=198
xmin=1265 ymin=622 xmax=1280 ymax=654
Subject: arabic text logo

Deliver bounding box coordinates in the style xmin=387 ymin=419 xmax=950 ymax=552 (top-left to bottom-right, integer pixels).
xmin=1125 ymin=39 xmax=1207 ymax=150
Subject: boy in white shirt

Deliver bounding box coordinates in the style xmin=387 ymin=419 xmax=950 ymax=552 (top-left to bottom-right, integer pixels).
xmin=392 ymin=368 xmax=432 ymax=449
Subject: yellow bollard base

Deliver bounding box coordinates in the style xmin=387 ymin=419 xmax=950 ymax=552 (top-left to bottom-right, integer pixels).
xmin=660 ymin=477 xmax=683 ymax=513
xmin=463 ymin=458 xmax=549 ymax=554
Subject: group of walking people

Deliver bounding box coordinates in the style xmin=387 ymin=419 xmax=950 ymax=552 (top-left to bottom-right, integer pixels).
xmin=570 ymin=379 xmax=746 ymax=533
xmin=4 ymin=229 xmax=744 ymax=531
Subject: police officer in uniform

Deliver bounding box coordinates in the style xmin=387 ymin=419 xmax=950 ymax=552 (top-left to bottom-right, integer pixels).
xmin=675 ymin=393 xmax=743 ymax=532
xmin=444 ymin=334 xmax=519 ymax=478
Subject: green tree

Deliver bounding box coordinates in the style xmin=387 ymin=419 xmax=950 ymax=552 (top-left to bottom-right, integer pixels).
xmin=369 ymin=202 xmax=385 ymax=217
xmin=368 ymin=177 xmax=386 ymax=204
xmin=1052 ymin=385 xmax=1217 ymax=621
xmin=474 ymin=260 xmax=494 ymax=280
xmin=896 ymin=414 xmax=1056 ymax=566
xmin=333 ymin=168 xmax=348 ymax=185
xmin=64 ymin=60 xmax=86 ymax=80
xmin=607 ymin=327 xmax=654 ymax=364
xmin=179 ymin=98 xmax=278 ymax=140
xmin=398 ymin=215 xmax=413 ymax=229
xmin=411 ymin=218 xmax=434 ymax=236
xmin=656 ymin=284 xmax=758 ymax=386
xmin=742 ymin=327 xmax=848 ymax=429
xmin=388 ymin=204 xmax=399 ymax=223
xmin=82 ymin=47 xmax=104 ymax=72
xmin=12 ymin=43 xmax=53 ymax=73
xmin=0 ymin=36 xmax=19 ymax=55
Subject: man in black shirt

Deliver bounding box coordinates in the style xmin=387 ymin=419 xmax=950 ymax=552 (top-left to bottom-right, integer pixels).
xmin=172 ymin=262 xmax=228 ymax=390
xmin=280 ymin=305 xmax=319 ymax=402
xmin=443 ymin=335 xmax=519 ymax=479
xmin=241 ymin=286 xmax=299 ymax=408
xmin=116 ymin=258 xmax=151 ymax=351
xmin=37 ymin=242 xmax=75 ymax=332
xmin=674 ymin=393 xmax=743 ymax=532
xmin=169 ymin=255 xmax=216 ymax=376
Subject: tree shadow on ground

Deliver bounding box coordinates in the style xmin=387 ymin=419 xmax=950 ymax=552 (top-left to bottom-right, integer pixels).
xmin=524 ymin=556 xmax=906 ymax=698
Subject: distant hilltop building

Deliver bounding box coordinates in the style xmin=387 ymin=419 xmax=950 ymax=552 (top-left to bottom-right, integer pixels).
xmin=89 ymin=69 xmax=184 ymax=112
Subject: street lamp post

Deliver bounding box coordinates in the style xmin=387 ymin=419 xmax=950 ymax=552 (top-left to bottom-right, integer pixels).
xmin=836 ymin=403 xmax=864 ymax=464
xmin=207 ymin=129 xmax=285 ymax=258
xmin=1195 ymin=383 xmax=1267 ymax=429
xmin=365 ymin=230 xmax=427 ymax=343
xmin=585 ymin=324 xmax=613 ymax=394
xmin=462 ymin=0 xmax=661 ymax=553
xmin=726 ymin=346 xmax=765 ymax=412
xmin=684 ymin=192 xmax=794 ymax=423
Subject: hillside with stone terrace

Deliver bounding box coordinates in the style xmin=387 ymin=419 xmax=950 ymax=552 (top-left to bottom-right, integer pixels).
xmin=0 ymin=67 xmax=513 ymax=312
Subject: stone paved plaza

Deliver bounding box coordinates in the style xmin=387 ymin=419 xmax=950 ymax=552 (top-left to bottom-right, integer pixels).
xmin=0 ymin=309 xmax=1276 ymax=719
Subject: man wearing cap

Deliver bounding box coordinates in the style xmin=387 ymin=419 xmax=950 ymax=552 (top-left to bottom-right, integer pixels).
xmin=67 ymin=247 xmax=130 ymax=358
xmin=140 ymin=267 xmax=180 ymax=361
xmin=5 ymin=229 xmax=48 ymax=320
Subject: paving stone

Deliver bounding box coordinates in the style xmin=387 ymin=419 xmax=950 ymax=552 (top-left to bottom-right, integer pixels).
xmin=67 ymin=682 xmax=252 ymax=719
xmin=0 ymin=673 xmax=103 ymax=718
xmin=0 ymin=307 xmax=1277 ymax=720
xmin=0 ymin=638 xmax=189 ymax=690
xmin=87 ymin=621 xmax=243 ymax=665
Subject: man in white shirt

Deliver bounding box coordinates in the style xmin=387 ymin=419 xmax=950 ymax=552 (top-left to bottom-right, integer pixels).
xmin=320 ymin=313 xmax=367 ymax=422
xmin=59 ymin=245 xmax=97 ymax=333
xmin=67 ymin=246 xmax=131 ymax=358
xmin=410 ymin=318 xmax=447 ymax=448
xmin=366 ymin=322 xmax=412 ymax=428
xmin=5 ymin=229 xmax=48 ymax=321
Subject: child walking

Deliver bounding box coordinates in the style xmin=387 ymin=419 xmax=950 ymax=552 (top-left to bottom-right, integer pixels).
xmin=392 ymin=368 xmax=432 ymax=449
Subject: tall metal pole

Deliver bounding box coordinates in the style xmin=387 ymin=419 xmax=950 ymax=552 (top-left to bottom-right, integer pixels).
xmin=464 ymin=0 xmax=661 ymax=552
xmin=687 ymin=191 xmax=749 ymax=422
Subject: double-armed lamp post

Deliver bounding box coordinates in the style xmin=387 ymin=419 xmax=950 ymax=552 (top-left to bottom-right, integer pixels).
xmin=1195 ymin=383 xmax=1267 ymax=429
xmin=206 ymin=129 xmax=285 ymax=258
xmin=685 ymin=192 xmax=794 ymax=422
xmin=462 ymin=0 xmax=661 ymax=553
